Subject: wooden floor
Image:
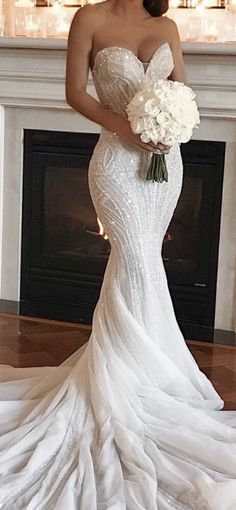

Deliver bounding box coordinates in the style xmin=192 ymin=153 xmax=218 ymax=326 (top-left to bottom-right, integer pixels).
xmin=0 ymin=313 xmax=235 ymax=410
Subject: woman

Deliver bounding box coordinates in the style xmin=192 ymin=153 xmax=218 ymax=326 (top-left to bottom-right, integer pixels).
xmin=0 ymin=1 xmax=236 ymax=509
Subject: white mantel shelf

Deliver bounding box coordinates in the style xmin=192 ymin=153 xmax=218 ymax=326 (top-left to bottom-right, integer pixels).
xmin=0 ymin=36 xmax=236 ymax=53
xmin=0 ymin=37 xmax=235 ymax=335
xmin=0 ymin=37 xmax=236 ymax=123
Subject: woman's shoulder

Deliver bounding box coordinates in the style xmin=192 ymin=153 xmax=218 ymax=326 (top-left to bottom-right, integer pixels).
xmin=70 ymin=2 xmax=109 ymax=30
xmin=154 ymin=15 xmax=180 ymax=42
xmin=155 ymin=15 xmax=178 ymax=29
xmin=161 ymin=15 xmax=179 ymax=31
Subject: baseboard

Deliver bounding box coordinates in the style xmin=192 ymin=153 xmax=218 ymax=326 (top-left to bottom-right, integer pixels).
xmin=214 ymin=329 xmax=236 ymax=346
xmin=0 ymin=300 xmax=20 ymax=314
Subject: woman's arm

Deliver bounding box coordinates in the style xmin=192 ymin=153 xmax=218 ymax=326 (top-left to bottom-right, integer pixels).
xmin=165 ymin=18 xmax=187 ymax=84
xmin=66 ymin=7 xmax=127 ymax=135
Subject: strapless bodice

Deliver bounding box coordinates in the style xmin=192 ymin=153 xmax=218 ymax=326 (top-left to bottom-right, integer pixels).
xmin=92 ymin=42 xmax=174 ymax=118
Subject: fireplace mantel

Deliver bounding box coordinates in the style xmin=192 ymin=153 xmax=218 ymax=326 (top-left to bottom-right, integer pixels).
xmin=0 ymin=38 xmax=235 ymax=339
xmin=0 ymin=38 xmax=235 ymax=121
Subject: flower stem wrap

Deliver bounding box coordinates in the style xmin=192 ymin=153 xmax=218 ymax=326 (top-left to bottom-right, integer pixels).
xmin=146 ymin=153 xmax=168 ymax=183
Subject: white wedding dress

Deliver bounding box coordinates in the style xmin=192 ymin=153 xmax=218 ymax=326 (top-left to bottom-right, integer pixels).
xmin=0 ymin=42 xmax=236 ymax=510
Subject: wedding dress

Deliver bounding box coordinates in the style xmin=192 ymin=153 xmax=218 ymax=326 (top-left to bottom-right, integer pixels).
xmin=0 ymin=41 xmax=236 ymax=510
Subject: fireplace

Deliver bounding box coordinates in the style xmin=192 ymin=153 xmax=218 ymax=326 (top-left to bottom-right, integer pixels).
xmin=20 ymin=129 xmax=225 ymax=341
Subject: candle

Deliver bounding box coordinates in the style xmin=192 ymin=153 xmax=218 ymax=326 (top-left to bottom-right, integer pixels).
xmin=226 ymin=0 xmax=236 ymax=11
xmin=55 ymin=16 xmax=70 ymax=36
xmin=15 ymin=0 xmax=35 ymax=6
xmin=169 ymin=0 xmax=181 ymax=8
xmin=24 ymin=14 xmax=40 ymax=36
xmin=203 ymin=14 xmax=218 ymax=41
xmin=0 ymin=14 xmax=4 ymax=36
xmin=204 ymin=26 xmax=218 ymax=41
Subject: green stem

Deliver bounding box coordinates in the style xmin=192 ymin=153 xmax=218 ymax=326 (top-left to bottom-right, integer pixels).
xmin=146 ymin=153 xmax=168 ymax=183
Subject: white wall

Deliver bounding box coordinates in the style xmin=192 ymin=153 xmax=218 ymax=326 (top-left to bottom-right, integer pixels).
xmin=215 ymin=143 xmax=236 ymax=333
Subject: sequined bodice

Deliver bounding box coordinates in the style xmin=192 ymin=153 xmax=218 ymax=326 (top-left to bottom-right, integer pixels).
xmin=92 ymin=42 xmax=174 ymax=118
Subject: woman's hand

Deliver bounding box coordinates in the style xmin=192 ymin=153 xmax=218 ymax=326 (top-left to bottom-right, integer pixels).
xmin=115 ymin=119 xmax=170 ymax=154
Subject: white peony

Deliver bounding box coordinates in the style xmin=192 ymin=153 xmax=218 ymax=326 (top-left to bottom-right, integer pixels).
xmin=140 ymin=125 xmax=166 ymax=145
xmin=131 ymin=116 xmax=156 ymax=134
xmin=144 ymin=99 xmax=161 ymax=116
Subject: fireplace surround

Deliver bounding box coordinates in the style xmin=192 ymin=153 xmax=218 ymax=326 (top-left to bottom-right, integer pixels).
xmin=20 ymin=128 xmax=225 ymax=340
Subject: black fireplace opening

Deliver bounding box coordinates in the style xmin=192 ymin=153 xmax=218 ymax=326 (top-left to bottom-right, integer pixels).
xmin=20 ymin=129 xmax=225 ymax=341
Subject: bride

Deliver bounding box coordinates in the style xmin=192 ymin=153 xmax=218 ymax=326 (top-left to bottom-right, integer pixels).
xmin=0 ymin=0 xmax=236 ymax=508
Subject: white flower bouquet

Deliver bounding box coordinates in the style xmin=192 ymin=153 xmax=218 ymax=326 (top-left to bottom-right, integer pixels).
xmin=126 ymin=79 xmax=200 ymax=183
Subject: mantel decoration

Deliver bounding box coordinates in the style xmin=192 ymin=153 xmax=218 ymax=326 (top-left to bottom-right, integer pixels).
xmin=0 ymin=0 xmax=236 ymax=40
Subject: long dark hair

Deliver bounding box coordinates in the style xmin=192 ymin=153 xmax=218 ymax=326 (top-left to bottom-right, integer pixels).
xmin=143 ymin=0 xmax=169 ymax=16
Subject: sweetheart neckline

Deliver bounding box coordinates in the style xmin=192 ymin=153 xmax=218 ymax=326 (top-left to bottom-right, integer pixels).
xmin=91 ymin=42 xmax=171 ymax=74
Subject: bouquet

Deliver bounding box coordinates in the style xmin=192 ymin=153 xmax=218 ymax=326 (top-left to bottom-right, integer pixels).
xmin=126 ymin=79 xmax=200 ymax=183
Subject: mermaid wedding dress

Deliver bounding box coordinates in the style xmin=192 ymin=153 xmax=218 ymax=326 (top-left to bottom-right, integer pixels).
xmin=0 ymin=41 xmax=236 ymax=510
